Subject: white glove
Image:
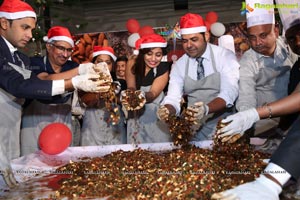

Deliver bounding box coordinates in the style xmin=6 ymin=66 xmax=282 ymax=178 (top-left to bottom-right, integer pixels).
xmin=0 ymin=146 xmax=17 ymax=188
xmin=121 ymin=104 xmax=128 ymax=119
xmin=211 ymin=175 xmax=281 ymax=200
xmin=120 ymin=90 xmax=146 ymax=111
xmin=217 ymin=108 xmax=260 ymax=143
xmin=78 ymin=62 xmax=97 ymax=75
xmin=94 ymin=62 xmax=112 ymax=77
xmin=136 ymin=90 xmax=146 ymax=109
xmin=157 ymin=105 xmax=170 ymax=122
xmin=112 ymin=81 xmax=121 ymax=94
xmin=185 ymin=102 xmax=205 ymax=122
xmin=71 ymin=74 xmax=102 ymax=92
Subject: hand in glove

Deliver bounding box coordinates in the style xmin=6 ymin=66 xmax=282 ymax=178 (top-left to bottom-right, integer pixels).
xmin=0 ymin=146 xmax=17 ymax=188
xmin=71 ymin=74 xmax=103 ymax=92
xmin=112 ymin=81 xmax=121 ymax=94
xmin=157 ymin=105 xmax=170 ymax=122
xmin=94 ymin=62 xmax=112 ymax=77
xmin=211 ymin=175 xmax=281 ymax=200
xmin=78 ymin=62 xmax=97 ymax=75
xmin=120 ymin=90 xmax=146 ymax=111
xmin=135 ymin=90 xmax=146 ymax=109
xmin=185 ymin=102 xmax=206 ymax=130
xmin=217 ymin=108 xmax=259 ymax=143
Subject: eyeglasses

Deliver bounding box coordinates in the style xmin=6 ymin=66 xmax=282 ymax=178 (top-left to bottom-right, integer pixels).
xmin=51 ymin=43 xmax=73 ymax=54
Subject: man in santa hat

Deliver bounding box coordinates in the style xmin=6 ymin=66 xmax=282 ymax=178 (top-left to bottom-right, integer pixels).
xmin=20 ymin=26 xmax=83 ymax=156
xmin=0 ymin=0 xmax=102 ymax=188
xmin=212 ymin=1 xmax=300 ymax=199
xmin=157 ymin=12 xmax=240 ymax=141
xmin=225 ymin=0 xmax=298 ymax=148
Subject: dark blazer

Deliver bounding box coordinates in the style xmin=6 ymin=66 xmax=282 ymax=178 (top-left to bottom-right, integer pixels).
xmin=0 ymin=36 xmax=53 ymax=99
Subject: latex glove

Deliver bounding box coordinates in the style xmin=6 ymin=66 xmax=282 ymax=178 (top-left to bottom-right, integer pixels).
xmin=217 ymin=108 xmax=259 ymax=143
xmin=185 ymin=102 xmax=205 ymax=123
xmin=0 ymin=146 xmax=17 ymax=188
xmin=211 ymin=175 xmax=281 ymax=200
xmin=71 ymin=74 xmax=103 ymax=92
xmin=94 ymin=62 xmax=111 ymax=77
xmin=78 ymin=62 xmax=96 ymax=75
xmin=120 ymin=90 xmax=146 ymax=111
xmin=121 ymin=104 xmax=128 ymax=119
xmin=112 ymin=81 xmax=121 ymax=94
xmin=157 ymin=105 xmax=170 ymax=122
xmin=136 ymin=90 xmax=146 ymax=109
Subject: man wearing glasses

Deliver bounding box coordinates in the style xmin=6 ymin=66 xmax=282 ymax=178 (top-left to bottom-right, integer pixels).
xmin=20 ymin=26 xmax=82 ymax=156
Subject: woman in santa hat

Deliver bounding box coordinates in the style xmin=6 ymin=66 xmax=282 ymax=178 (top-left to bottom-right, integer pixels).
xmin=80 ymin=46 xmax=127 ymax=145
xmin=121 ymin=33 xmax=172 ymax=144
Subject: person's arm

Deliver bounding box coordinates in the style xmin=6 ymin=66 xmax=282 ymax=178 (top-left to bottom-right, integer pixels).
xmin=37 ymin=68 xmax=79 ymax=80
xmin=161 ymin=56 xmax=186 ymax=115
xmin=214 ymin=49 xmax=240 ymax=112
xmin=257 ymin=84 xmax=300 ymax=118
xmin=207 ymin=97 xmax=227 ymax=114
xmin=145 ymin=70 xmax=169 ymax=103
xmin=125 ymin=55 xmax=137 ymax=90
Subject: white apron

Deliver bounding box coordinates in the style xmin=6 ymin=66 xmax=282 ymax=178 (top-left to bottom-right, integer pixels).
xmin=81 ymin=102 xmax=126 ymax=146
xmin=253 ymin=62 xmax=291 ymax=136
xmin=0 ymin=61 xmax=31 ymax=160
xmin=20 ymin=98 xmax=73 ymax=156
xmin=184 ymin=46 xmax=233 ymax=141
xmin=127 ymin=85 xmax=171 ymax=144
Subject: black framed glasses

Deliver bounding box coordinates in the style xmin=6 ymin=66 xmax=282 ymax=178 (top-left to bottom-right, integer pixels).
xmin=51 ymin=43 xmax=73 ymax=54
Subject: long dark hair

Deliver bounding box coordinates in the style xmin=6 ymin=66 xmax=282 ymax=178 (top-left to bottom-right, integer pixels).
xmin=132 ymin=47 xmax=167 ymax=81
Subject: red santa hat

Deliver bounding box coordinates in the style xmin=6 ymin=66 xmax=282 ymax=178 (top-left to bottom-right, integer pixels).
xmin=180 ymin=13 xmax=207 ymax=35
xmin=135 ymin=33 xmax=167 ymax=50
xmin=133 ymin=33 xmax=167 ymax=55
xmin=93 ymin=46 xmax=117 ymax=62
xmin=0 ymin=0 xmax=36 ymax=20
xmin=43 ymin=26 xmax=74 ymax=47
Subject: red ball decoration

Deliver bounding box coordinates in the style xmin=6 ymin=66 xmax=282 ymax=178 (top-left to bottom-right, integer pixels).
xmin=138 ymin=25 xmax=155 ymax=37
xmin=126 ymin=18 xmax=140 ymax=33
xmin=205 ymin=11 xmax=218 ymax=24
xmin=38 ymin=123 xmax=72 ymax=155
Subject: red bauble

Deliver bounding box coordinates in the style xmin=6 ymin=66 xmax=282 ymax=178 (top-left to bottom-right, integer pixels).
xmin=205 ymin=11 xmax=218 ymax=24
xmin=138 ymin=25 xmax=155 ymax=37
xmin=38 ymin=123 xmax=72 ymax=155
xmin=126 ymin=18 xmax=140 ymax=33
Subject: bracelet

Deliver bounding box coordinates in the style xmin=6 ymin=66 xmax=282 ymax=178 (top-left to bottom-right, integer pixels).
xmin=265 ymin=104 xmax=272 ymax=119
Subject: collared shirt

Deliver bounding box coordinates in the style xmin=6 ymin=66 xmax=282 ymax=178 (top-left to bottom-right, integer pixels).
xmin=236 ymin=36 xmax=298 ymax=111
xmin=1 ymin=36 xmax=17 ymax=54
xmin=162 ymin=43 xmax=240 ymax=114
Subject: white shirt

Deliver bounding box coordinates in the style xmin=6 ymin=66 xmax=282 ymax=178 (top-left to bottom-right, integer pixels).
xmin=162 ymin=43 xmax=240 ymax=114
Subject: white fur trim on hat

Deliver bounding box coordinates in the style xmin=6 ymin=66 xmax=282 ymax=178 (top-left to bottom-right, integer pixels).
xmin=133 ymin=49 xmax=139 ymax=55
xmin=180 ymin=26 xmax=207 ymax=34
xmin=0 ymin=10 xmax=36 ymax=19
xmin=47 ymin=36 xmax=74 ymax=47
xmin=140 ymin=42 xmax=167 ymax=49
xmin=93 ymin=50 xmax=117 ymax=61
